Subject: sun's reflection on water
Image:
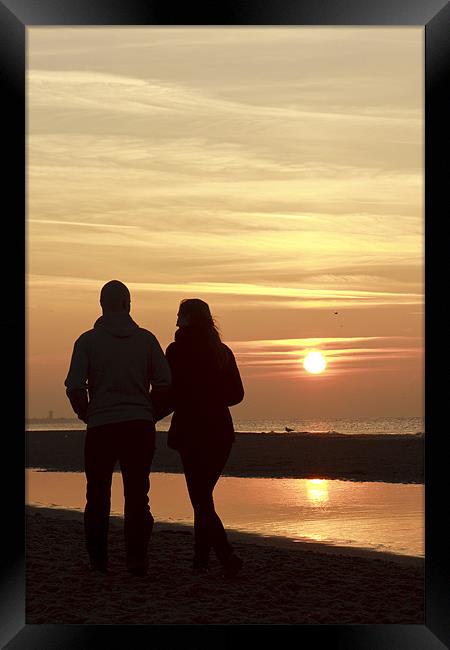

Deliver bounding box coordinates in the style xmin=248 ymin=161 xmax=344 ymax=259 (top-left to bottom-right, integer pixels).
xmin=306 ymin=479 xmax=329 ymax=506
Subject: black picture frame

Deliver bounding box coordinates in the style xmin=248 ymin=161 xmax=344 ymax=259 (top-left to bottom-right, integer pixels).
xmin=2 ymin=0 xmax=449 ymax=646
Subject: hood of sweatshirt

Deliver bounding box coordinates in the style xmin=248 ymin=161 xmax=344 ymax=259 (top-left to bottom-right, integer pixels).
xmin=94 ymin=313 xmax=140 ymax=338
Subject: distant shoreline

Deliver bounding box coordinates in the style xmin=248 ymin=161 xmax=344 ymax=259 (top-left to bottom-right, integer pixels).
xmin=26 ymin=426 xmax=425 ymax=438
xmin=25 ymin=417 xmax=425 ymax=437
xmin=27 ymin=429 xmax=424 ymax=484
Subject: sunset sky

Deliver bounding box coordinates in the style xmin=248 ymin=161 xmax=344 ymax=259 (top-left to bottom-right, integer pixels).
xmin=26 ymin=27 xmax=424 ymax=420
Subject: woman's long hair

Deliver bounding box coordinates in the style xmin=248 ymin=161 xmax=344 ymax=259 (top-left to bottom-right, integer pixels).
xmin=176 ymin=299 xmax=228 ymax=368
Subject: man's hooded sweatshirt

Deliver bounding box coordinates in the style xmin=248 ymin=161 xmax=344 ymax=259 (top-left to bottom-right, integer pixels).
xmin=65 ymin=313 xmax=172 ymax=428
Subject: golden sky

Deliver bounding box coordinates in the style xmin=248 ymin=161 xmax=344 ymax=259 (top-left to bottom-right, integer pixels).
xmin=26 ymin=27 xmax=424 ymax=420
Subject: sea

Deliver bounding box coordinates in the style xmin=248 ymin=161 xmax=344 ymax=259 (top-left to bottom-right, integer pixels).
xmin=26 ymin=416 xmax=424 ymax=436
xmin=27 ymin=470 xmax=424 ymax=557
xmin=26 ymin=414 xmax=425 ymax=557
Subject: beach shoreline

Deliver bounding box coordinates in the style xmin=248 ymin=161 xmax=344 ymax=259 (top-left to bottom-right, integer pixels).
xmin=27 ymin=429 xmax=424 ymax=483
xmin=28 ymin=504 xmax=423 ymax=567
xmin=26 ymin=505 xmax=424 ymax=625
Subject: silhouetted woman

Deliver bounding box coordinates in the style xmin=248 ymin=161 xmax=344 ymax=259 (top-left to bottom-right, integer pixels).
xmin=166 ymin=299 xmax=244 ymax=577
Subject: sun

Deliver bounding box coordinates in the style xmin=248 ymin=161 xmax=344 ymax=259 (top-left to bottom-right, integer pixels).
xmin=303 ymin=351 xmax=327 ymax=374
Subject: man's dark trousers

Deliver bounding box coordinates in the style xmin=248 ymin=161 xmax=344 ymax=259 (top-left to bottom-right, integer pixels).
xmin=84 ymin=419 xmax=156 ymax=572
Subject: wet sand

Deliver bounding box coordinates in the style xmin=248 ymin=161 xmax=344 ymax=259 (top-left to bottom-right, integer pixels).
xmin=26 ymin=505 xmax=424 ymax=625
xmin=27 ymin=430 xmax=424 ymax=483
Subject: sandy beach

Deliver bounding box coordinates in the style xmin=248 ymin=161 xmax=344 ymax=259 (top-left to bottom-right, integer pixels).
xmin=26 ymin=505 xmax=424 ymax=625
xmin=27 ymin=430 xmax=424 ymax=483
xmin=26 ymin=428 xmax=424 ymax=624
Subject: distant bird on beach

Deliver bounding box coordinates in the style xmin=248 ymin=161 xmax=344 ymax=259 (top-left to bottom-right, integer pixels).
xmin=285 ymin=427 xmax=294 ymax=432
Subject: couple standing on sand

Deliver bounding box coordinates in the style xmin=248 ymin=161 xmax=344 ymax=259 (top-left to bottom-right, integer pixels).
xmin=64 ymin=280 xmax=244 ymax=579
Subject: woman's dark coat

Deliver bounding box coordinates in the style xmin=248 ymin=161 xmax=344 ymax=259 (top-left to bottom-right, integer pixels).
xmin=165 ymin=327 xmax=244 ymax=450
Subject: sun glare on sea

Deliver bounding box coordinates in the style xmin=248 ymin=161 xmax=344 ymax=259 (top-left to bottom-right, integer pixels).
xmin=303 ymin=351 xmax=327 ymax=374
xmin=306 ymin=479 xmax=329 ymax=505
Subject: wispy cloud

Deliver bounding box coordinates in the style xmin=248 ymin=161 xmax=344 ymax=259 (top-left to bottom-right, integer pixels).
xmin=28 ymin=219 xmax=137 ymax=230
xmin=29 ymin=69 xmax=423 ymax=129
xmin=27 ymin=274 xmax=422 ymax=309
xmin=230 ymin=335 xmax=422 ymax=377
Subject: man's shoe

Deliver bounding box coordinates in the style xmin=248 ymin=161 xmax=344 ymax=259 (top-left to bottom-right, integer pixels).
xmin=128 ymin=566 xmax=148 ymax=577
xmin=89 ymin=560 xmax=108 ymax=574
xmin=192 ymin=564 xmax=209 ymax=576
xmin=222 ymin=553 xmax=243 ymax=579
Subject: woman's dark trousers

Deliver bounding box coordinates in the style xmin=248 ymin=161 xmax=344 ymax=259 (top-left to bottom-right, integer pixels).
xmin=84 ymin=419 xmax=155 ymax=572
xmin=180 ymin=439 xmax=234 ymax=567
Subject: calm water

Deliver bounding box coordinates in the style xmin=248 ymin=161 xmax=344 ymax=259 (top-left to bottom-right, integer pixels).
xmin=26 ymin=469 xmax=424 ymax=558
xmin=26 ymin=416 xmax=424 ymax=436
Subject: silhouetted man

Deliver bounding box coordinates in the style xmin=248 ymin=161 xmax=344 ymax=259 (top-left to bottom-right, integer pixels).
xmin=65 ymin=280 xmax=172 ymax=576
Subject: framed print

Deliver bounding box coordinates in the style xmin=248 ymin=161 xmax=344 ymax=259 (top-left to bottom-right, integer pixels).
xmin=1 ymin=0 xmax=449 ymax=647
